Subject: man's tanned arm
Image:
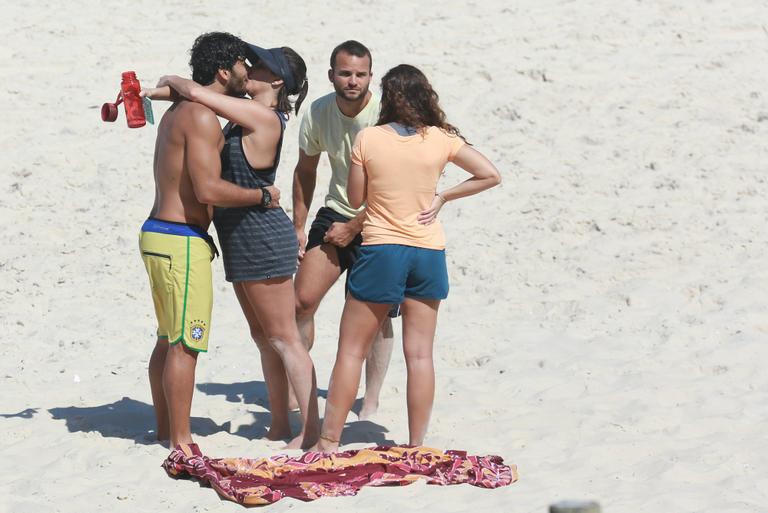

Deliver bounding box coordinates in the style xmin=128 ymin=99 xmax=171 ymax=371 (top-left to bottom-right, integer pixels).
xmin=292 ymin=149 xmax=321 ymax=256
xmin=292 ymin=149 xmax=321 ymax=229
xmin=185 ymin=105 xmax=279 ymax=208
xmin=322 ymin=154 xmax=367 ymax=247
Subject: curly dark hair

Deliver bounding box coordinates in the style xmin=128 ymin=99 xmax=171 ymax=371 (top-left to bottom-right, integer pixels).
xmin=377 ymin=64 xmax=467 ymax=142
xmin=276 ymin=47 xmax=309 ymax=117
xmin=189 ymin=32 xmax=247 ymax=85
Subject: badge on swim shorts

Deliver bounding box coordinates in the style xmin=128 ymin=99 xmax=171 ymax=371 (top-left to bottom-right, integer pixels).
xmin=190 ymin=320 xmax=207 ymax=341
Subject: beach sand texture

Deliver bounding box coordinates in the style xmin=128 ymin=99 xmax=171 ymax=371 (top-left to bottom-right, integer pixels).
xmin=2 ymin=1 xmax=767 ymax=512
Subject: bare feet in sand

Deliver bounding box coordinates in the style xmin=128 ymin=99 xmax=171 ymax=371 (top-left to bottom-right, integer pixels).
xmin=264 ymin=426 xmax=319 ymax=450
xmin=357 ymin=399 xmax=378 ymax=421
xmin=308 ymin=434 xmax=340 ymax=453
xmin=284 ymin=428 xmax=319 ymax=450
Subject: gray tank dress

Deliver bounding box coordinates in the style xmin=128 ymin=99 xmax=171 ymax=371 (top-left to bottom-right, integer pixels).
xmin=213 ymin=112 xmax=298 ymax=282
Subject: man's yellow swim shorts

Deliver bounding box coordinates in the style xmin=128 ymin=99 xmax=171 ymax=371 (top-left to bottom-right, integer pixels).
xmin=138 ymin=218 xmax=215 ymax=352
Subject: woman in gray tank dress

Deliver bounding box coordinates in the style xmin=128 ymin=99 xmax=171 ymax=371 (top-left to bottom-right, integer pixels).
xmin=155 ymin=44 xmax=319 ymax=449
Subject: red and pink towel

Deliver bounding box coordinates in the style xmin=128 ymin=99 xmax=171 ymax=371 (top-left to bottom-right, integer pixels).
xmin=163 ymin=444 xmax=517 ymax=505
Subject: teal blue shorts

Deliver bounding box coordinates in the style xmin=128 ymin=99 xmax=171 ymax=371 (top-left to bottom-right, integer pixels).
xmin=347 ymin=244 xmax=449 ymax=304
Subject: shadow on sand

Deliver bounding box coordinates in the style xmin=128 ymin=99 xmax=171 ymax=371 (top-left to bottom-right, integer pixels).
xmin=196 ymin=379 xmax=328 ymax=405
xmin=47 ymin=396 xmax=231 ymax=445
xmin=1 ymin=408 xmax=39 ymax=419
xmin=339 ymin=418 xmax=395 ymax=446
xmin=196 ymin=380 xmax=394 ymax=446
xmin=42 ymin=381 xmax=393 ymax=446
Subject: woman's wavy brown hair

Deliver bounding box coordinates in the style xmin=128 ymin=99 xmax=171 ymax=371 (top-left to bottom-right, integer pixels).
xmin=377 ymin=64 xmax=467 ymax=142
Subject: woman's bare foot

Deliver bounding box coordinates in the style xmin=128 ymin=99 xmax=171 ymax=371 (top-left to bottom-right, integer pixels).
xmin=284 ymin=428 xmax=319 ymax=450
xmin=284 ymin=433 xmax=305 ymax=450
xmin=307 ymin=433 xmax=340 ymax=453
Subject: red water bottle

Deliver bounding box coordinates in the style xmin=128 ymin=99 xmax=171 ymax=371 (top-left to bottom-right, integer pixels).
xmin=120 ymin=71 xmax=146 ymax=128
xmin=101 ymin=71 xmax=146 ymax=128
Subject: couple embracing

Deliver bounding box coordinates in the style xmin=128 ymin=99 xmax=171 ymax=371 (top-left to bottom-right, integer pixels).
xmin=138 ymin=32 xmax=500 ymax=461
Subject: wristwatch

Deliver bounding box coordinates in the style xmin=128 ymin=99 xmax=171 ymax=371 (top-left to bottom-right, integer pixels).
xmin=260 ymin=187 xmax=272 ymax=208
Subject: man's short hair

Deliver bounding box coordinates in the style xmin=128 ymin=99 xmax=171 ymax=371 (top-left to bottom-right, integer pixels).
xmin=330 ymin=40 xmax=372 ymax=70
xmin=189 ymin=32 xmax=247 ymax=85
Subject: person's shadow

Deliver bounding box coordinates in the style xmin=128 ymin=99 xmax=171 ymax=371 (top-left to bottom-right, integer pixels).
xmin=47 ymin=396 xmax=231 ymax=445
xmin=196 ymin=379 xmax=274 ymax=407
xmin=42 ymin=380 xmax=394 ymax=446
xmin=1 ymin=408 xmax=39 ymax=419
xmin=197 ymin=380 xmax=395 ymax=446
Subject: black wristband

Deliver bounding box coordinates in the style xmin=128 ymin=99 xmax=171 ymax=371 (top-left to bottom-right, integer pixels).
xmin=260 ymin=187 xmax=272 ymax=208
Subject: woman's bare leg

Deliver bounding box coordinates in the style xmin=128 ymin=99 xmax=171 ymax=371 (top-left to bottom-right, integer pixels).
xmin=240 ymin=277 xmax=319 ymax=449
xmin=313 ymin=297 xmax=390 ymax=452
xmin=401 ymin=297 xmax=440 ymax=446
xmin=233 ymin=283 xmax=291 ymax=440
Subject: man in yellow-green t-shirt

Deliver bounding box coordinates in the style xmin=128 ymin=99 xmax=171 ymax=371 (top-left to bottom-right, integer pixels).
xmin=292 ymin=40 xmax=394 ymax=420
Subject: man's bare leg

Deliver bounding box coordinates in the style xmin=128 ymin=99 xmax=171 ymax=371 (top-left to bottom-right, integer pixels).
xmin=243 ymin=277 xmax=320 ymax=450
xmin=401 ymin=298 xmax=440 ymax=446
xmin=148 ymin=338 xmax=170 ymax=441
xmin=295 ymin=244 xmax=343 ymax=350
xmin=163 ymin=341 xmax=199 ymax=448
xmin=234 ymin=283 xmax=291 ymax=440
xmin=311 ymin=298 xmax=390 ymax=453
xmin=290 ymin=244 xmax=343 ymax=408
xmin=359 ymin=317 xmax=395 ymax=420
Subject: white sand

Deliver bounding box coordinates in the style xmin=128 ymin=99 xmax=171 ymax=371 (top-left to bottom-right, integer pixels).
xmin=2 ymin=1 xmax=767 ymax=511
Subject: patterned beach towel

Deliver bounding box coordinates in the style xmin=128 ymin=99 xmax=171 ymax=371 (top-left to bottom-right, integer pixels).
xmin=163 ymin=444 xmax=517 ymax=505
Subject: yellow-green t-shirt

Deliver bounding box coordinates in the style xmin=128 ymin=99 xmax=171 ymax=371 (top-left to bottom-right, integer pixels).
xmin=298 ymin=92 xmax=380 ymax=219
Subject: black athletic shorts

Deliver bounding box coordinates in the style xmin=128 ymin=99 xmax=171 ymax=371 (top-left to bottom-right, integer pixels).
xmin=306 ymin=206 xmax=400 ymax=318
xmin=306 ymin=207 xmax=364 ymax=273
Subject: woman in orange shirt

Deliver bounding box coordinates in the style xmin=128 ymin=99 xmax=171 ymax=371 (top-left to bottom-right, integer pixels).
xmin=313 ymin=64 xmax=502 ymax=452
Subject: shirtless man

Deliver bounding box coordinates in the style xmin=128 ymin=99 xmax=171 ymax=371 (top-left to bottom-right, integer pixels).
xmin=292 ymin=40 xmax=394 ymax=420
xmin=138 ymin=32 xmax=280 ymax=453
